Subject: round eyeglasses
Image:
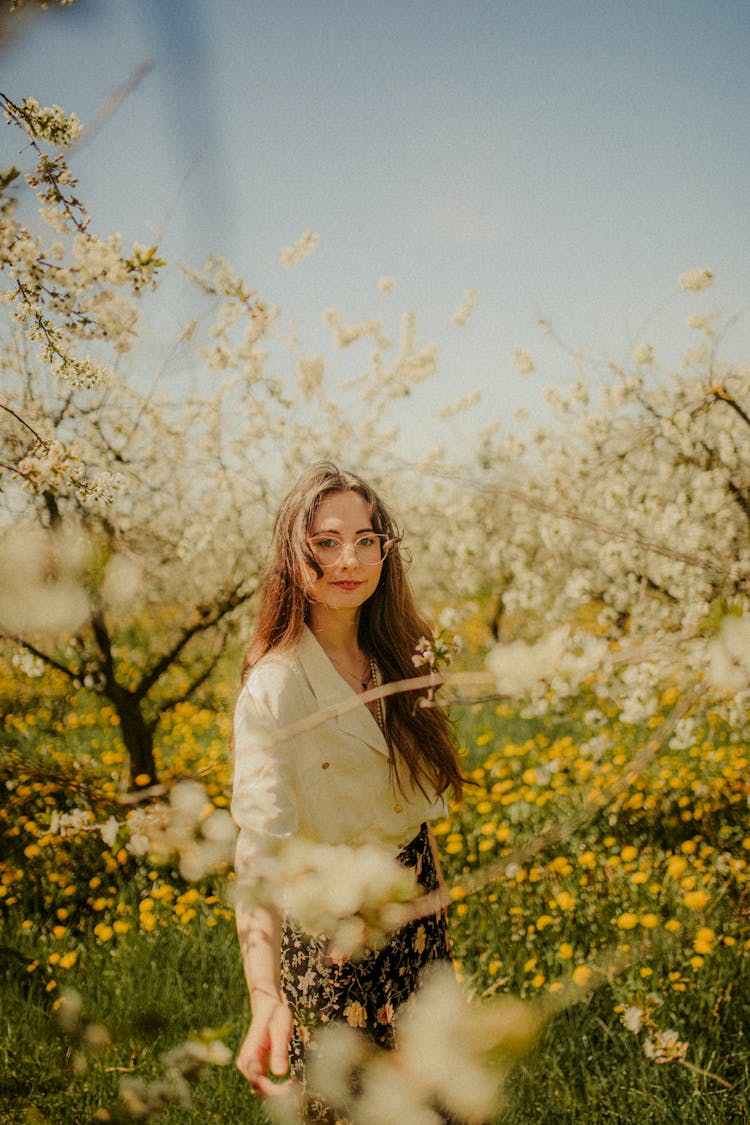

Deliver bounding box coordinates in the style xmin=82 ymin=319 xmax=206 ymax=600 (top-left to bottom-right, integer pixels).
xmin=307 ymin=533 xmax=391 ymax=567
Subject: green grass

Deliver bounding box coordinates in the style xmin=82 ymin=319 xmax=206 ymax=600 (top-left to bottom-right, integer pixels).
xmin=2 ymin=693 xmax=749 ymax=1123
xmin=0 ymin=917 xmax=268 ymax=1124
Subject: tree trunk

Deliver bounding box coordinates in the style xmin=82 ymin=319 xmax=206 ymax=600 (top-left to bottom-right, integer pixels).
xmin=111 ymin=691 xmax=157 ymax=788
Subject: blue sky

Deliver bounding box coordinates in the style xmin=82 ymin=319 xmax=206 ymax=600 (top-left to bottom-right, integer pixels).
xmin=2 ymin=0 xmax=749 ymax=447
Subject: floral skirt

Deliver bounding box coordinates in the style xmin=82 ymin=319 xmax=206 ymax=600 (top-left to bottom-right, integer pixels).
xmin=280 ymin=822 xmax=454 ymax=1121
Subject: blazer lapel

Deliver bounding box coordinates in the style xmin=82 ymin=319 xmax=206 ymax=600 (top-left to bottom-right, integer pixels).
xmin=298 ymin=626 xmax=390 ymax=757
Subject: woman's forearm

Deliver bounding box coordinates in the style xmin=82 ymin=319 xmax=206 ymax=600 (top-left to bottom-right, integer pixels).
xmin=235 ymin=900 xmax=283 ymax=1002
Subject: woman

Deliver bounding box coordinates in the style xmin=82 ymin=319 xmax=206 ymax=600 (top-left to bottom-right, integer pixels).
xmin=231 ymin=462 xmax=464 ymax=1117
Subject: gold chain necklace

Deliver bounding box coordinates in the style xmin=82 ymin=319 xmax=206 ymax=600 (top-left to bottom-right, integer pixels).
xmin=327 ymin=651 xmax=372 ymax=691
xmin=327 ymin=651 xmax=385 ymax=731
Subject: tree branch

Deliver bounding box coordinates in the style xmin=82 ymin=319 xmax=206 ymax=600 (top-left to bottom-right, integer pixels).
xmin=149 ymin=659 xmax=222 ymax=729
xmin=2 ymin=635 xmax=81 ymax=684
xmin=134 ymin=584 xmax=254 ymax=702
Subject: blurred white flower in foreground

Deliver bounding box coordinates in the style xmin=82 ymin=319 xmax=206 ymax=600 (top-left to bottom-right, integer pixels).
xmin=378 ymin=275 xmax=396 ymax=293
xmin=487 ymin=626 xmax=606 ymax=697
xmin=705 ymin=614 xmax=750 ymax=694
xmin=120 ymin=1034 xmax=232 ymax=1117
xmin=238 ymin=837 xmax=421 ymax=959
xmin=487 ymin=629 xmax=567 ymax=695
xmin=0 ymin=522 xmax=91 ymax=635
xmin=305 ymin=964 xmax=543 ymax=1124
xmin=125 ymin=780 xmax=237 ymax=881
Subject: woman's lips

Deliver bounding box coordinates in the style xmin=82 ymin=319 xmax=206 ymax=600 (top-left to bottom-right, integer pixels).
xmin=332 ymin=581 xmax=362 ymax=590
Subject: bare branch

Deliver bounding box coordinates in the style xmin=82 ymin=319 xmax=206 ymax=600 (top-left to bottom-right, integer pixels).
xmin=134 ymin=584 xmax=254 ymax=701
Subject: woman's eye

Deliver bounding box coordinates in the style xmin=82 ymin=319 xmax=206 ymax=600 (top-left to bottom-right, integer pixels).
xmin=357 ymin=536 xmax=377 ymax=547
xmin=316 ymin=537 xmax=340 ymax=549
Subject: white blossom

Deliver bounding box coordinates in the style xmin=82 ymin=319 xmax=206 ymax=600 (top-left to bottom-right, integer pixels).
xmin=632 ymin=343 xmax=654 ymax=365
xmin=513 ymin=348 xmax=535 ymax=375
xmin=279 ymin=229 xmax=319 ymax=268
xmin=678 ymin=267 xmax=714 ymax=293
xmin=451 ymin=288 xmax=478 ymax=327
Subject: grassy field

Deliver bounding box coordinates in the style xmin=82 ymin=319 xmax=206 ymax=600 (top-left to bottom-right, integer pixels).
xmin=1 ymin=686 xmax=749 ymax=1123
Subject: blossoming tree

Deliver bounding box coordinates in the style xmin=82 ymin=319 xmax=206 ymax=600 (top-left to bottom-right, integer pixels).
xmin=479 ymin=276 xmax=750 ymax=749
xmin=0 ymin=91 xmax=463 ymax=787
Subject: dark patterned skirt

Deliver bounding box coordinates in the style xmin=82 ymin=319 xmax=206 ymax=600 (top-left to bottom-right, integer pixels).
xmin=280 ymin=822 xmax=454 ymax=1121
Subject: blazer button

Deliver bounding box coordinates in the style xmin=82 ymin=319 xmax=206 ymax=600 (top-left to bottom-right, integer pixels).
xmin=393 ymin=804 xmax=403 ymax=813
xmin=321 ymin=762 xmax=330 ymax=769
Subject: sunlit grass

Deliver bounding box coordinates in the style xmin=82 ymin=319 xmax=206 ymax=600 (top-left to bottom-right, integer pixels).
xmin=1 ymin=686 xmax=749 ymax=1122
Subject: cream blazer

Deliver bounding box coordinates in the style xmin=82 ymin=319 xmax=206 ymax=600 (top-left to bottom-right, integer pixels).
xmin=231 ymin=626 xmax=447 ymax=878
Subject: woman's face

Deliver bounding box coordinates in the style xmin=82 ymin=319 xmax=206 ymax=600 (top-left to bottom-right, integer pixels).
xmin=303 ymin=490 xmax=384 ymax=613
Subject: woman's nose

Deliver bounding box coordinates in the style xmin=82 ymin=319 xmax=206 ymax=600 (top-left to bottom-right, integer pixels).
xmin=339 ymin=542 xmax=358 ymax=566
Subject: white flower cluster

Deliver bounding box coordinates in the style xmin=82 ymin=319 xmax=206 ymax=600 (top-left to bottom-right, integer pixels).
xmin=49 ymin=807 xmax=92 ymax=835
xmin=632 ymin=342 xmax=655 ymax=365
xmin=486 ymin=627 xmax=607 ymax=700
xmin=120 ymin=1036 xmax=232 ymax=1118
xmin=620 ymin=993 xmax=688 ymax=1066
xmin=323 ymin=307 xmax=390 ymax=350
xmin=11 ymin=649 xmax=45 ymax=678
xmin=125 ymin=781 xmax=237 ymax=882
xmin=678 ymin=266 xmax=714 ymax=293
xmin=5 ymin=97 xmax=83 ymax=147
xmin=439 ymin=388 xmax=481 ymax=418
xmin=279 ymin=229 xmax=319 ymax=267
xmin=239 ymin=837 xmax=421 ymax=959
xmin=411 ymin=630 xmax=462 ymax=672
xmin=512 ymin=348 xmax=535 ymax=375
xmin=361 ymin=311 xmax=437 ymax=402
xmin=451 ymin=288 xmax=478 ymax=327
xmin=1 ymin=92 xmax=163 ymax=448
xmin=294 ymin=964 xmax=542 ymax=1125
xmin=295 ymin=354 xmax=325 ymax=400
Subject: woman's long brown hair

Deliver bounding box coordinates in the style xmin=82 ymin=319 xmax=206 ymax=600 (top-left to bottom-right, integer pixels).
xmin=241 ymin=462 xmax=464 ymax=802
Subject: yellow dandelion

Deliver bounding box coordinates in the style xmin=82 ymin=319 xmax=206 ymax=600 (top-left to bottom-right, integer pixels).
xmin=559 ymin=943 xmax=574 ymax=961
xmin=616 ymin=913 xmax=638 ymax=930
xmin=666 ymin=855 xmax=688 ymax=879
xmin=572 ymin=966 xmax=593 ymax=989
xmin=684 ymin=890 xmax=709 ymax=911
xmin=59 ymin=951 xmax=78 ymax=970
xmin=694 ymin=927 xmax=714 ymax=954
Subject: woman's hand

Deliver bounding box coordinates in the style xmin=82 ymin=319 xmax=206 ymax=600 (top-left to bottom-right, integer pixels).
xmin=236 ymin=989 xmax=295 ymax=1099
